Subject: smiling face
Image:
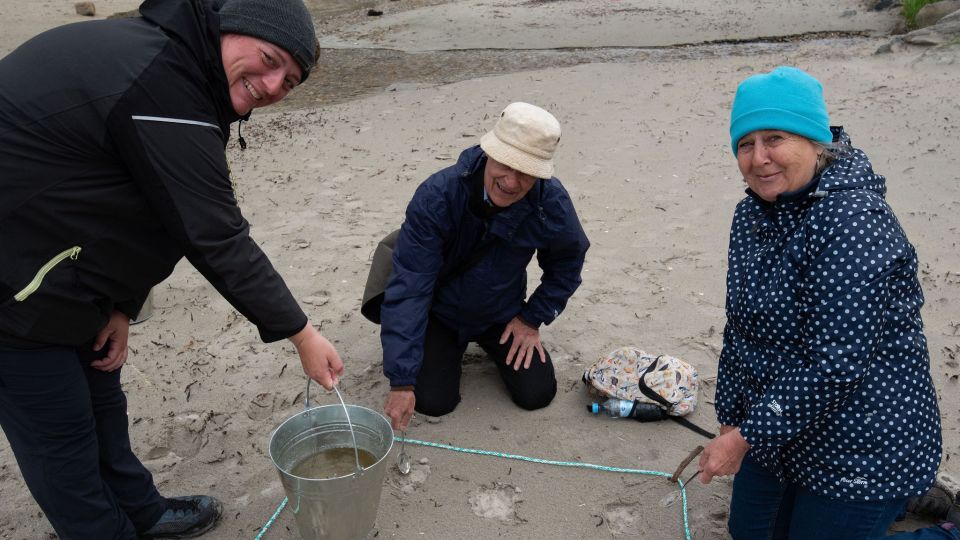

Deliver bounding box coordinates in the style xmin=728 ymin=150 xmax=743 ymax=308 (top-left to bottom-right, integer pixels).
xmin=220 ymin=34 xmax=303 ymax=116
xmin=483 ymin=157 xmax=539 ymax=208
xmin=736 ymin=130 xmax=820 ymax=202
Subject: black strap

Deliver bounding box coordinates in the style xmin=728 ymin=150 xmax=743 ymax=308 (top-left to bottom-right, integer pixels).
xmin=437 ymin=237 xmax=498 ymax=286
xmin=436 ymin=168 xmax=537 ymax=285
xmin=668 ymin=417 xmax=716 ymax=440
xmin=637 ymin=356 xmax=716 ymax=440
xmin=636 ymin=357 xmax=674 ymax=408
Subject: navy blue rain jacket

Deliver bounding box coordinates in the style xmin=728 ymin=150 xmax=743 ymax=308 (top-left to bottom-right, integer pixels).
xmin=381 ymin=146 xmax=590 ymax=386
xmin=715 ymin=128 xmax=941 ymax=501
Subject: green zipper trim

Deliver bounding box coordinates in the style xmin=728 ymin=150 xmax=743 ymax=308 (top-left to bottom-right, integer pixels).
xmin=14 ymin=246 xmax=82 ymax=302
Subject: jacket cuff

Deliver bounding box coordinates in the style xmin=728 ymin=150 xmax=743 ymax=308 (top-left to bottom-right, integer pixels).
xmin=114 ymin=302 xmax=141 ymax=321
xmin=115 ymin=293 xmax=148 ymax=321
xmin=258 ymin=314 xmax=308 ymax=343
xmin=518 ymin=307 xmax=544 ymax=328
xmin=516 ymin=314 xmax=539 ymax=329
xmin=737 ymin=417 xmax=769 ymax=450
xmin=388 ymin=376 xmax=418 ymax=387
xmin=384 ymin=364 xmax=418 ymax=387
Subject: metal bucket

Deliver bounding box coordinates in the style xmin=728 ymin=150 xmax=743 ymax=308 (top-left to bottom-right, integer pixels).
xmin=269 ymin=384 xmax=393 ymax=540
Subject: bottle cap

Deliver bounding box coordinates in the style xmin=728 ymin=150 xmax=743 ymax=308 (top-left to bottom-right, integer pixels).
xmin=588 ymin=403 xmax=600 ymax=414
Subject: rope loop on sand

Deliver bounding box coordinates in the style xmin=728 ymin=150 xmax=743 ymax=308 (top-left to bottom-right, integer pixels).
xmin=256 ymin=436 xmax=693 ymax=540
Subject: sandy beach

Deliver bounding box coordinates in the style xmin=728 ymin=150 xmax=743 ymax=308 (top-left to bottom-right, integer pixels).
xmin=1 ymin=0 xmax=959 ymax=538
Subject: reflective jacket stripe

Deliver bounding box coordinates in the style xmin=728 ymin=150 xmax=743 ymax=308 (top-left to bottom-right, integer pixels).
xmin=132 ymin=115 xmax=220 ymax=132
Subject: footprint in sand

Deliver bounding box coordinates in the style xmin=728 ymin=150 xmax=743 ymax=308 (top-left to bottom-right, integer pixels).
xmin=468 ymin=483 xmax=524 ymax=524
xmin=145 ymin=412 xmax=210 ymax=460
xmin=602 ymin=501 xmax=644 ymax=536
xmin=392 ymin=457 xmax=431 ymax=495
xmin=246 ymin=392 xmax=296 ymax=421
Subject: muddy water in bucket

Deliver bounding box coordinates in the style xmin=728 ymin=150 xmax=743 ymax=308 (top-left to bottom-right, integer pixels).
xmin=291 ymin=447 xmax=377 ymax=479
xmin=269 ymin=382 xmax=393 ymax=539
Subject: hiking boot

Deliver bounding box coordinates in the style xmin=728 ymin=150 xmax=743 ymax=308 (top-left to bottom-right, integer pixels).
xmin=905 ymin=486 xmax=960 ymax=524
xmin=140 ymin=495 xmax=222 ymax=539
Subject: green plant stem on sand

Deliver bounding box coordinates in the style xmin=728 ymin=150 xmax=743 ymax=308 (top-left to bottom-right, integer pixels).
xmin=902 ymin=0 xmax=939 ymax=28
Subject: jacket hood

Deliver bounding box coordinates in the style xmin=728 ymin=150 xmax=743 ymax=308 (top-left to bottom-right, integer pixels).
xmin=139 ymin=0 xmax=242 ymax=125
xmin=815 ymin=126 xmax=886 ymax=198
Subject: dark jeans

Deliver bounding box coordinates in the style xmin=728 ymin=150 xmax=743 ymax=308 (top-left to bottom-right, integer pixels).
xmin=729 ymin=452 xmax=959 ymax=540
xmin=413 ymin=317 xmax=557 ymax=417
xmin=0 ymin=344 xmax=165 ymax=540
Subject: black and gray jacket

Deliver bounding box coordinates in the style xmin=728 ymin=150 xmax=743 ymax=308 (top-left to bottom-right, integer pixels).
xmin=0 ymin=0 xmax=306 ymax=346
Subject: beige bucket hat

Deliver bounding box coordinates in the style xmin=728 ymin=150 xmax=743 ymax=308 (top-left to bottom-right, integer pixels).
xmin=479 ymin=102 xmax=561 ymax=180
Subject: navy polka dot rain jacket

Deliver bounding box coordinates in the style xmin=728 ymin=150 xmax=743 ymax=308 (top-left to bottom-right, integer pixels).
xmin=716 ymin=127 xmax=942 ymax=501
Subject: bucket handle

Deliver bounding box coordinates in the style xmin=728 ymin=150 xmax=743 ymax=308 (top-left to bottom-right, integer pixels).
xmin=304 ymin=378 xmax=364 ymax=477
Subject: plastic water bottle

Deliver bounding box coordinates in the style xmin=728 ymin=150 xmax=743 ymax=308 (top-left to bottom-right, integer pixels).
xmin=588 ymin=398 xmax=667 ymax=422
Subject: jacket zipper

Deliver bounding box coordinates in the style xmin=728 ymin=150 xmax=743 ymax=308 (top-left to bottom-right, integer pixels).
xmin=14 ymin=246 xmax=82 ymax=302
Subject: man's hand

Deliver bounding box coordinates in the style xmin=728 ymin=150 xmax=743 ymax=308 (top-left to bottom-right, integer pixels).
xmin=90 ymin=310 xmax=130 ymax=372
xmin=289 ymin=323 xmax=344 ymax=390
xmin=698 ymin=427 xmax=751 ymax=484
xmin=384 ymin=388 xmax=415 ymax=431
xmin=500 ymin=316 xmax=545 ymax=370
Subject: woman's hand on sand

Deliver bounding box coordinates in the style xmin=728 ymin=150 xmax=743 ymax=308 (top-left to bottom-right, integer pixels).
xmin=90 ymin=310 xmax=130 ymax=372
xmin=290 ymin=323 xmax=344 ymax=390
xmin=698 ymin=427 xmax=750 ymax=484
xmin=384 ymin=388 xmax=415 ymax=431
xmin=500 ymin=316 xmax=545 ymax=370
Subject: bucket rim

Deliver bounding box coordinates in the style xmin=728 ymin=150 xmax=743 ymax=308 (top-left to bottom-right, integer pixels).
xmin=268 ymin=403 xmax=394 ymax=481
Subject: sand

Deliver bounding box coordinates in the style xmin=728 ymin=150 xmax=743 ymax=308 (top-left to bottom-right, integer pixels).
xmin=1 ymin=0 xmax=959 ymax=539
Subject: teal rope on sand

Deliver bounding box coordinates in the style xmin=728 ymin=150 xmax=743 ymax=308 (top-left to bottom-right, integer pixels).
xmin=256 ymin=437 xmax=693 ymax=540
xmin=254 ymin=496 xmax=286 ymax=540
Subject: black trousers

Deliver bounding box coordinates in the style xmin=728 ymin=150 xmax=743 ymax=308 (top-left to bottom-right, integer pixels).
xmin=414 ymin=317 xmax=557 ymax=417
xmin=0 ymin=344 xmax=165 ymax=540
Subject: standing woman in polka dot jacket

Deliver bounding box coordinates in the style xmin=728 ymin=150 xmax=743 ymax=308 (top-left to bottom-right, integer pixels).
xmin=697 ymin=66 xmax=957 ymax=539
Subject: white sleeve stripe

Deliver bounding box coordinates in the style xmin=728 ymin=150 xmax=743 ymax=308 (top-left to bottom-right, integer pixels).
xmin=132 ymin=115 xmax=220 ymax=131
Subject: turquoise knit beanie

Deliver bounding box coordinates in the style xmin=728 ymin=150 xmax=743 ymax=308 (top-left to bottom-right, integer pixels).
xmin=729 ymin=66 xmax=832 ymax=155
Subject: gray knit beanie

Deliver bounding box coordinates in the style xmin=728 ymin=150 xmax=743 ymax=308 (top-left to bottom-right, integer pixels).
xmin=219 ymin=0 xmax=317 ymax=82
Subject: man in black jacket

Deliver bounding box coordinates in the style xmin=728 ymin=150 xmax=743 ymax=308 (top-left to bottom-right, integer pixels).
xmin=0 ymin=0 xmax=342 ymax=538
